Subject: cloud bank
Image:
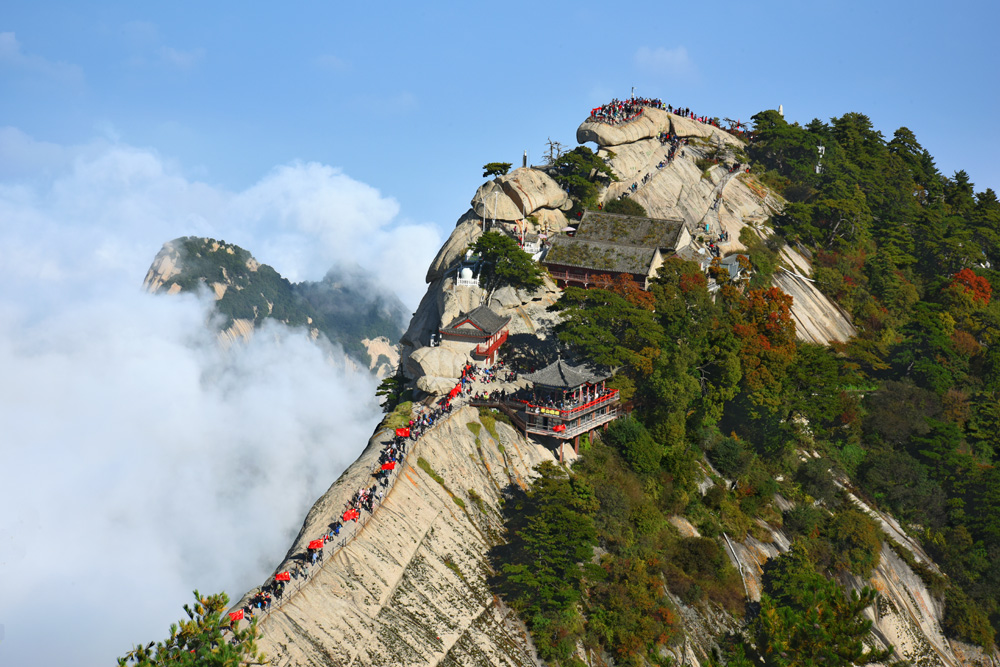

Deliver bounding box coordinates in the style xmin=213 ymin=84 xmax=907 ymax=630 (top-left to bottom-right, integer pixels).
xmin=0 ymin=129 xmax=440 ymax=666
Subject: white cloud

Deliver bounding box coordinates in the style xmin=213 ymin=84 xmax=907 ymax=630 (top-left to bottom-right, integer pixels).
xmin=0 ymin=131 xmax=441 ymax=666
xmin=159 ymin=45 xmax=206 ymax=69
xmin=316 ymin=53 xmax=349 ymax=72
xmin=634 ymin=45 xmax=694 ymax=77
xmin=0 ymin=31 xmax=84 ymax=85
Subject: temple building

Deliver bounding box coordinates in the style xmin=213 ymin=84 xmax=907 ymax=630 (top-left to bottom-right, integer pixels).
xmin=438 ymin=305 xmax=511 ymax=364
xmin=490 ymin=359 xmax=621 ymax=455
xmin=542 ymin=210 xmax=689 ymax=290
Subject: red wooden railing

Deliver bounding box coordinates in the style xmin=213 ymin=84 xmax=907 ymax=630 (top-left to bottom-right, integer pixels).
xmin=518 ymin=389 xmax=619 ymax=418
xmin=475 ymin=329 xmax=508 ymax=358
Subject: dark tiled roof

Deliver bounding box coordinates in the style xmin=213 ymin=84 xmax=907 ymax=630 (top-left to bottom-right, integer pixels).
xmin=440 ymin=305 xmax=511 ymax=337
xmin=543 ymin=237 xmax=657 ymax=275
xmin=523 ymin=358 xmax=611 ymax=389
xmin=576 ymin=211 xmax=685 ymax=250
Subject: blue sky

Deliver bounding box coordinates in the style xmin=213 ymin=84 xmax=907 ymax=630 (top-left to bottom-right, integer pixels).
xmin=1 ymin=2 xmax=999 ymax=665
xmin=4 ymin=0 xmax=998 ymax=240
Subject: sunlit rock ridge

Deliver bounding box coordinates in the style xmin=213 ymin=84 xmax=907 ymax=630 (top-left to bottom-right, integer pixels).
xmin=228 ymin=108 xmax=997 ymax=667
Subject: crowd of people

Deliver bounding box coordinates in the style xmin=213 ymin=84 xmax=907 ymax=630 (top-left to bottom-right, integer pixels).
xmin=460 ymin=360 xmax=517 ymax=386
xmin=588 ymin=97 xmax=663 ymax=125
xmin=586 ymin=93 xmax=755 ymax=144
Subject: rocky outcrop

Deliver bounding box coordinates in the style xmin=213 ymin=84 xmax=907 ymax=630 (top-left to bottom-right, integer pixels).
xmin=143 ymin=239 xmax=185 ymax=293
xmin=773 ymin=270 xmax=857 ymax=345
xmin=252 ymin=406 xmax=553 ymax=667
xmin=471 ymin=168 xmax=573 ymax=224
xmin=577 ymin=107 xmax=742 ymax=149
xmin=425 ymin=212 xmax=482 ymax=284
xmin=363 ymin=337 xmax=400 ymax=380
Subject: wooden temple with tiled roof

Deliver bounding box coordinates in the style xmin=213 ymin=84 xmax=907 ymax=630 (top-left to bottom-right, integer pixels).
xmin=438 ymin=305 xmax=511 ymax=364
xmin=542 ymin=210 xmax=690 ymax=290
xmin=474 ymin=358 xmax=621 ymax=457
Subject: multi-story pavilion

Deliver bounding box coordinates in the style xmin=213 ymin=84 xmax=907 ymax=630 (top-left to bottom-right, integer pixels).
xmin=479 ymin=359 xmax=620 ymax=455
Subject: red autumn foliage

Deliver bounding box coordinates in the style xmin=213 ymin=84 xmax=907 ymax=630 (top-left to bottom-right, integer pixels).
xmin=950 ymin=268 xmax=992 ymax=306
xmin=733 ymin=288 xmax=798 ymax=408
xmin=592 ymin=273 xmax=656 ymax=311
xmin=679 ymin=271 xmax=707 ymax=294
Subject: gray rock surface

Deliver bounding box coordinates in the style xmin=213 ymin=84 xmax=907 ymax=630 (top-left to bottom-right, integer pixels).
xmin=577 ymin=107 xmax=742 ymax=149
xmin=772 ymin=270 xmax=857 ymax=345
xmin=499 ymin=167 xmax=572 ymax=212
xmin=407 ymin=345 xmax=468 ymax=383
xmin=425 ymin=211 xmax=482 ymax=283
xmin=252 ymin=406 xmax=553 ymax=667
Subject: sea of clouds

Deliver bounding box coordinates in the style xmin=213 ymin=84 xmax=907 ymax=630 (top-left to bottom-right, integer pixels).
xmin=0 ymin=127 xmax=441 ymax=666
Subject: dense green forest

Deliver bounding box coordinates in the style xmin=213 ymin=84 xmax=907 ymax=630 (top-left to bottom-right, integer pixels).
xmin=160 ymin=237 xmax=406 ymax=366
xmin=490 ymin=110 xmax=1000 ymax=665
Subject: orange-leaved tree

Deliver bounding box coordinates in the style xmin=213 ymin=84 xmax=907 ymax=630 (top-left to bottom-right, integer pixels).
xmin=728 ymin=287 xmax=797 ymax=414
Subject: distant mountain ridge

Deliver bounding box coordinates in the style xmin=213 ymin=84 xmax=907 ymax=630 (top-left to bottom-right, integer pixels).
xmin=143 ymin=236 xmax=405 ymax=374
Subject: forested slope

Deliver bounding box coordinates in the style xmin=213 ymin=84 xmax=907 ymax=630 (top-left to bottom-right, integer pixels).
xmin=490 ymin=109 xmax=1000 ymax=666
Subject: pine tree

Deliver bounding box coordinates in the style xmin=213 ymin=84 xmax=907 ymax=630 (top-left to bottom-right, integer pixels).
xmin=117 ymin=591 xmax=266 ymax=667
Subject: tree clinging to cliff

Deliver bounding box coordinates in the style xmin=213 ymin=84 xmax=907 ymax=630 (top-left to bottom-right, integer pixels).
xmin=471 ymin=231 xmax=543 ymax=305
xmin=117 ymin=590 xmax=266 ymax=667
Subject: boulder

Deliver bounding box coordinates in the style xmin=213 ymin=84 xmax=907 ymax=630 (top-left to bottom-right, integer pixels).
xmin=499 ymin=168 xmax=572 ymax=213
xmin=577 ymin=107 xmax=671 ymax=146
xmin=415 ymin=375 xmax=459 ymax=396
xmin=668 ymin=114 xmax=742 ymax=147
xmin=406 ymin=345 xmax=468 ymax=382
xmin=471 ymin=180 xmax=524 ymax=221
xmin=425 ymin=212 xmax=482 ymax=283
xmin=577 ymin=106 xmax=744 ymax=149
xmin=491 ymin=286 xmax=522 ymax=309
xmin=472 ymin=168 xmax=573 ymax=222
xmin=530 ymin=207 xmax=569 ymax=234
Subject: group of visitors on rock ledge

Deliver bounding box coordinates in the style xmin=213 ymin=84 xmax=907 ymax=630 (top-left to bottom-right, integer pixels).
xmin=588 ymin=97 xmax=663 ymax=124
xmin=588 ymin=96 xmax=748 ymax=136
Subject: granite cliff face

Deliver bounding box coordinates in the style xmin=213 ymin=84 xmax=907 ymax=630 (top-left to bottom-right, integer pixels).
xmin=249 ymin=406 xmax=552 ymax=667
xmin=239 ymin=108 xmax=995 ymax=667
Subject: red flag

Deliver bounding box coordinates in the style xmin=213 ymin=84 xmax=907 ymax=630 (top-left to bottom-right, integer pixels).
xmin=395 ymin=427 xmax=410 ymax=437
xmin=308 ymin=539 xmax=324 ymax=550
xmin=275 ymin=571 xmax=290 ymax=581
xmin=229 ymin=609 xmax=244 ymax=621
xmin=350 ymin=509 xmax=360 ymax=521
xmin=381 ymin=461 xmax=396 ymax=471
xmin=553 ymin=424 xmax=566 ymax=432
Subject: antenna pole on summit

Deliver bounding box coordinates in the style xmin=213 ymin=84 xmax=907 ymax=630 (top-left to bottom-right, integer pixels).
xmin=631 ymin=86 xmax=634 ymax=99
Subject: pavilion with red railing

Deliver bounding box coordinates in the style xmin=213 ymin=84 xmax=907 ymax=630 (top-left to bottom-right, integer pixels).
xmin=473 ymin=358 xmax=621 ymax=457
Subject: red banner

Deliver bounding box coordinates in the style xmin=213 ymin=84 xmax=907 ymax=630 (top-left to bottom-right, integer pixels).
xmin=553 ymin=424 xmax=566 ymax=432
xmin=275 ymin=571 xmax=290 ymax=581
xmin=308 ymin=539 xmax=324 ymax=550
xmin=343 ymin=508 xmax=360 ymax=522
xmin=381 ymin=461 xmax=396 ymax=471
xmin=395 ymin=427 xmax=410 ymax=437
xmin=229 ymin=609 xmax=244 ymax=621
